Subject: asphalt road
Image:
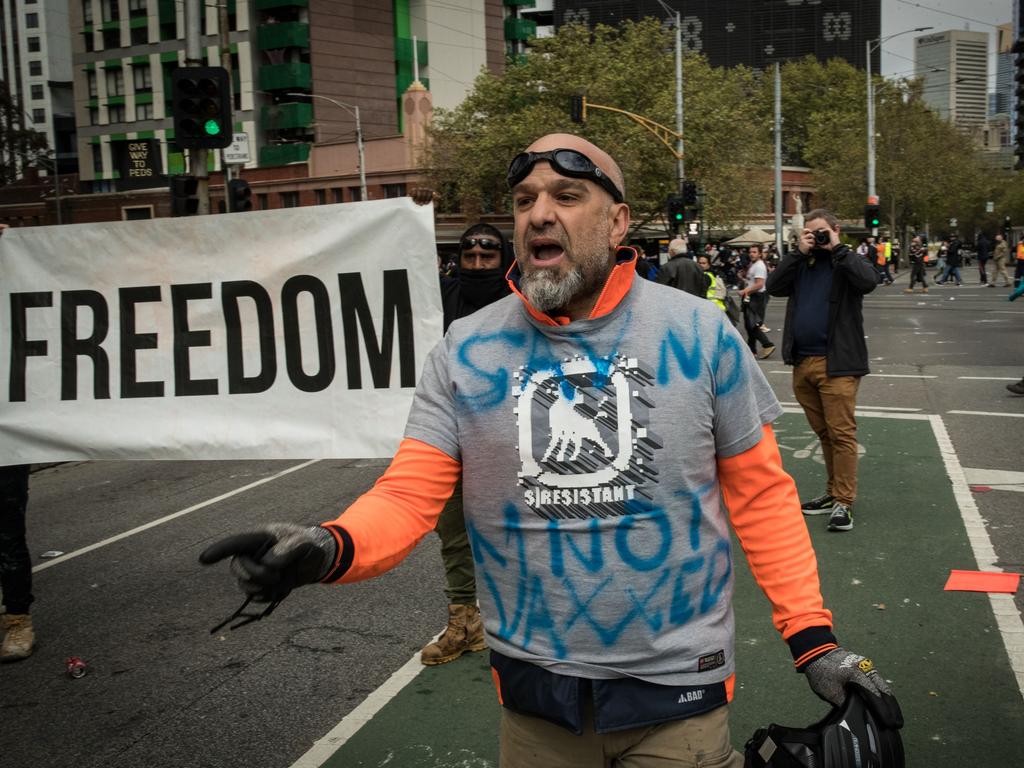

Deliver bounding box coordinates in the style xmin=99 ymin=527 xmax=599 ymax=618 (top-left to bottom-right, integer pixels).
xmin=3 ymin=264 xmax=1022 ymax=768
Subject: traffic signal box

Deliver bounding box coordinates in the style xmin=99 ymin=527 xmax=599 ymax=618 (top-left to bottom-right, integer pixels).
xmin=682 ymin=180 xmax=699 ymax=207
xmin=170 ymin=175 xmax=199 ymax=217
xmin=666 ymin=195 xmax=686 ymax=227
xmin=171 ymin=66 xmax=233 ymax=150
xmin=226 ymin=179 xmax=253 ymax=213
xmin=864 ymin=203 xmax=881 ymax=229
xmin=1014 ymin=36 xmax=1024 ymax=171
xmin=570 ymin=95 xmax=585 ymax=124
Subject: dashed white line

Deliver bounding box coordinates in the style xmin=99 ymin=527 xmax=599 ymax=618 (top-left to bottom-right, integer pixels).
xmin=958 ymin=377 xmax=1020 ymax=381
xmin=947 ymin=410 xmax=1024 ymax=419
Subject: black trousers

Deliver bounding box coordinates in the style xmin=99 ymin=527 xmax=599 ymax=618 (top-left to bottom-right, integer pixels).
xmin=0 ymin=465 xmax=32 ymax=615
xmin=743 ymin=293 xmax=773 ymax=352
xmin=909 ymin=262 xmax=928 ymax=288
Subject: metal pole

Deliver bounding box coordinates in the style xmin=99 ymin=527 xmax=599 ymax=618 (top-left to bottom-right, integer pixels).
xmin=866 ymin=39 xmax=876 ymax=237
xmin=774 ymin=62 xmax=783 ymax=256
xmin=674 ymin=11 xmax=684 ymax=186
xmin=185 ymin=0 xmax=209 ymax=214
xmin=355 ymin=106 xmax=366 ymax=201
xmin=54 ymin=170 xmax=62 ymax=225
xmin=219 ymin=0 xmax=233 ymax=209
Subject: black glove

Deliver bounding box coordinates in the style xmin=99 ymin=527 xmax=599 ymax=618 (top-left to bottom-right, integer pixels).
xmin=804 ymin=647 xmax=900 ymax=723
xmin=199 ymin=523 xmax=337 ymax=604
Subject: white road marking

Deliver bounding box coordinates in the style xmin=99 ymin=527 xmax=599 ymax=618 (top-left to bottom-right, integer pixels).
xmin=778 ymin=402 xmax=921 ymax=412
xmin=779 ymin=406 xmax=929 ymax=420
xmin=962 ymin=468 xmax=1024 ymax=493
xmin=769 ymin=371 xmax=940 ymax=379
xmin=929 ymin=416 xmax=1024 ymax=702
xmin=288 ymin=645 xmax=435 ymax=768
xmin=958 ymin=377 xmax=1020 ymax=381
xmin=947 ymin=410 xmax=1024 ymax=419
xmin=31 ymin=459 xmax=321 ymax=573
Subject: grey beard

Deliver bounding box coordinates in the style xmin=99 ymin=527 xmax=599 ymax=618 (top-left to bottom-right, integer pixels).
xmin=521 ymin=266 xmax=585 ymax=312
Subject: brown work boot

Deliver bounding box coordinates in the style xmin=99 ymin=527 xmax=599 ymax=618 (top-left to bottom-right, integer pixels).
xmin=420 ymin=604 xmax=486 ymax=666
xmin=1 ymin=614 xmax=36 ymax=662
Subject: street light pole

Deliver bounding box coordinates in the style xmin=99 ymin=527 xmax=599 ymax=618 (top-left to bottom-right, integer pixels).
xmin=288 ymin=92 xmax=366 ymax=201
xmin=656 ymin=0 xmax=685 ymax=187
xmin=866 ymin=27 xmax=932 ymax=235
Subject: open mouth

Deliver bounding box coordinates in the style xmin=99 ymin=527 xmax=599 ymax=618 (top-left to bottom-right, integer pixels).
xmin=530 ymin=239 xmax=565 ymax=266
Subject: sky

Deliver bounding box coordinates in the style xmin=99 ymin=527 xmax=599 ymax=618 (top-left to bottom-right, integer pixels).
xmin=880 ymin=0 xmax=1014 ymax=83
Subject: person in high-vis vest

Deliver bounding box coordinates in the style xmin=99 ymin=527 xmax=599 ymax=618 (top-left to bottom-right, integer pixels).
xmin=1016 ymin=239 xmax=1024 ymax=289
xmin=697 ymin=253 xmax=727 ymax=311
xmin=201 ymin=134 xmax=897 ymax=768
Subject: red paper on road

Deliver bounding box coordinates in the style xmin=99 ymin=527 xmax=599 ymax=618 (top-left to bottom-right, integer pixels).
xmin=944 ymin=570 xmax=1021 ymax=594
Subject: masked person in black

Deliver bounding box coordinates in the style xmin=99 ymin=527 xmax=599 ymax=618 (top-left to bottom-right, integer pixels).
xmin=422 ymin=223 xmax=513 ymax=665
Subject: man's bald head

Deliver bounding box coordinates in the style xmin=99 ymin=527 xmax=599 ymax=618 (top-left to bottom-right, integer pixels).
xmin=524 ymin=133 xmax=626 ymax=201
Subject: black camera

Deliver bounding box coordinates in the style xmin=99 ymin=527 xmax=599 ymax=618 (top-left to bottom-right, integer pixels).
xmin=813 ymin=229 xmax=831 ymax=247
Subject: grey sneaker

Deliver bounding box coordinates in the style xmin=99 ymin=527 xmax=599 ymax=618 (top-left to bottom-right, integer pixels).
xmin=828 ymin=503 xmax=853 ymax=531
xmin=801 ymin=493 xmax=835 ymax=515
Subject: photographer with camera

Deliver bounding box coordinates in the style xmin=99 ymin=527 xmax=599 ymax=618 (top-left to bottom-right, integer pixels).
xmin=766 ymin=209 xmax=878 ymax=532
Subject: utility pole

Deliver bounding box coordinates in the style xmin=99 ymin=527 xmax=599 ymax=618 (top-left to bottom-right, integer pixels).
xmin=656 ymin=0 xmax=685 ymax=188
xmin=774 ymin=62 xmax=783 ymax=257
xmin=218 ymin=0 xmax=234 ymax=197
xmin=185 ymin=0 xmax=209 ymax=214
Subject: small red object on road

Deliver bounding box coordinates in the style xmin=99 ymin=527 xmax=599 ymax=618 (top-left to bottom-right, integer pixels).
xmin=65 ymin=656 xmax=88 ymax=678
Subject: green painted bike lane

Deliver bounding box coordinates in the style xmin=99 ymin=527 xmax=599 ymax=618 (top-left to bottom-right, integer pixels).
xmin=317 ymin=413 xmax=1023 ymax=767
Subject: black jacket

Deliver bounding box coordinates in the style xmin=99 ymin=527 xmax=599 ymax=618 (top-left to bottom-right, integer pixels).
xmin=655 ymin=254 xmax=706 ymax=297
xmin=766 ymin=244 xmax=877 ymax=376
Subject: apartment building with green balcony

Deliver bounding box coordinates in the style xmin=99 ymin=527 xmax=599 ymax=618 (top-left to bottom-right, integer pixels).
xmin=69 ymin=0 xmax=530 ymax=197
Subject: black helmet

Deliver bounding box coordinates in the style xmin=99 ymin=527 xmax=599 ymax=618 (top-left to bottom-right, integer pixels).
xmin=744 ymin=685 xmax=904 ymax=768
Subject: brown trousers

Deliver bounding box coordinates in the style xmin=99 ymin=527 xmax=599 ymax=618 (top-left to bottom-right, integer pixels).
xmin=792 ymin=356 xmax=861 ymax=505
xmin=499 ymin=701 xmax=744 ymax=768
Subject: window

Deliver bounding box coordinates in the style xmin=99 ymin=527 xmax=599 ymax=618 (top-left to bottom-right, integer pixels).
xmin=32 ymin=108 xmax=45 ymax=124
xmin=102 ymin=0 xmax=119 ymax=22
xmin=315 ymin=189 xmax=326 ymax=205
xmin=257 ymin=193 xmax=268 ymax=210
xmin=27 ymin=37 xmax=40 ymax=52
xmin=30 ymin=84 xmax=44 ymax=100
xmin=84 ymin=33 xmax=94 ymax=52
xmin=87 ymin=71 xmax=98 ymax=97
xmin=280 ymin=191 xmax=299 ymax=208
xmin=108 ymin=104 xmax=125 ymax=123
xmin=130 ymin=25 xmax=147 ymax=45
xmin=136 ymin=102 xmax=154 ymax=120
xmin=25 ymin=12 xmax=38 ymax=28
xmin=105 ymin=68 xmax=124 ymax=96
xmin=102 ymin=28 xmax=120 ymax=48
xmin=123 ymin=206 xmax=153 ymax=220
xmin=128 ymin=0 xmax=146 ymax=16
xmin=93 ymin=145 xmax=104 ymax=173
xmin=82 ymin=0 xmax=93 ymax=24
xmin=332 ymin=188 xmax=343 ymax=203
xmin=28 ymin=61 xmax=42 ymax=76
xmin=133 ymin=64 xmax=151 ymax=91
xmin=89 ymin=107 xmax=99 ymax=125
xmin=348 ymin=186 xmax=362 ymax=202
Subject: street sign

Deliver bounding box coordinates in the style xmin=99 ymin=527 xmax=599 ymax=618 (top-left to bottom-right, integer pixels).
xmin=223 ymin=133 xmax=251 ymax=165
xmin=985 ymin=201 xmax=994 ymax=213
xmin=949 ymin=217 xmax=958 ymax=227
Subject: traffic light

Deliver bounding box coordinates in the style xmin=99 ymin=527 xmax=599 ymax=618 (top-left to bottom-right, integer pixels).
xmin=682 ymin=180 xmax=698 ymax=207
xmin=666 ymin=194 xmax=685 ymax=227
xmin=171 ymin=66 xmax=232 ymax=150
xmin=226 ymin=179 xmax=253 ymax=213
xmin=864 ymin=203 xmax=881 ymax=229
xmin=170 ymin=175 xmax=199 ymax=217
xmin=569 ymin=95 xmax=585 ymax=124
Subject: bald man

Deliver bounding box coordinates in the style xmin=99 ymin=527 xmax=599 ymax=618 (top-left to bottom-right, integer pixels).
xmin=202 ymin=134 xmax=898 ymax=767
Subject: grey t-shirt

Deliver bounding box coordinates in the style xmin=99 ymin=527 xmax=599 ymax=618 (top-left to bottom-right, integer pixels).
xmin=405 ymin=278 xmax=782 ymax=686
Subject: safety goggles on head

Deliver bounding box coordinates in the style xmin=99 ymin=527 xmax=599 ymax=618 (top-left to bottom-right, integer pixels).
xmin=460 ymin=237 xmax=502 ymax=251
xmin=506 ymin=148 xmax=625 ymax=204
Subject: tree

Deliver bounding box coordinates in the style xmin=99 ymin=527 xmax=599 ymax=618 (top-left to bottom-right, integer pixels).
xmin=423 ymin=19 xmax=771 ymax=232
xmin=0 ymin=80 xmax=51 ymax=186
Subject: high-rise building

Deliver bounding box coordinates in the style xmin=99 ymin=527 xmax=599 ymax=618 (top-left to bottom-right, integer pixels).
xmin=552 ymin=0 xmax=881 ymax=71
xmin=915 ymin=29 xmax=989 ymax=130
xmin=993 ymin=23 xmax=1014 ymax=116
xmin=68 ymin=0 xmax=510 ymax=195
xmin=1 ymin=0 xmax=77 ymax=174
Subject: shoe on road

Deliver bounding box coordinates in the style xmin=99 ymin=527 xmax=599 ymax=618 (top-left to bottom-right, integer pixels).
xmin=420 ymin=604 xmax=486 ymax=666
xmin=758 ymin=346 xmax=776 ymax=360
xmin=801 ymin=493 xmax=835 ymax=515
xmin=921 ymin=287 xmax=929 ymax=293
xmin=827 ymin=503 xmax=854 ymax=531
xmin=1008 ymin=379 xmax=1024 ymax=396
xmin=1 ymin=614 xmax=35 ymax=662
xmin=903 ymin=288 xmax=913 ymax=294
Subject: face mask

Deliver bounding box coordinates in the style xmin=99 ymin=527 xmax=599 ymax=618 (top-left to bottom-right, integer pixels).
xmin=459 ymin=266 xmax=508 ymax=308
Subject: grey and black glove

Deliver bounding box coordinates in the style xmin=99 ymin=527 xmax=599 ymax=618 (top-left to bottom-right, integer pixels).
xmin=199 ymin=523 xmax=338 ymax=604
xmin=804 ymin=647 xmax=893 ymax=707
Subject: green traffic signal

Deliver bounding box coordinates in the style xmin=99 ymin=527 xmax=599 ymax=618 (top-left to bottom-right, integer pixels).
xmin=204 ymin=119 xmax=222 ymax=136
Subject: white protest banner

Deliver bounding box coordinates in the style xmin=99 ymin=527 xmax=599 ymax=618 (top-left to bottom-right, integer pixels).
xmin=0 ymin=198 xmax=443 ymax=463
